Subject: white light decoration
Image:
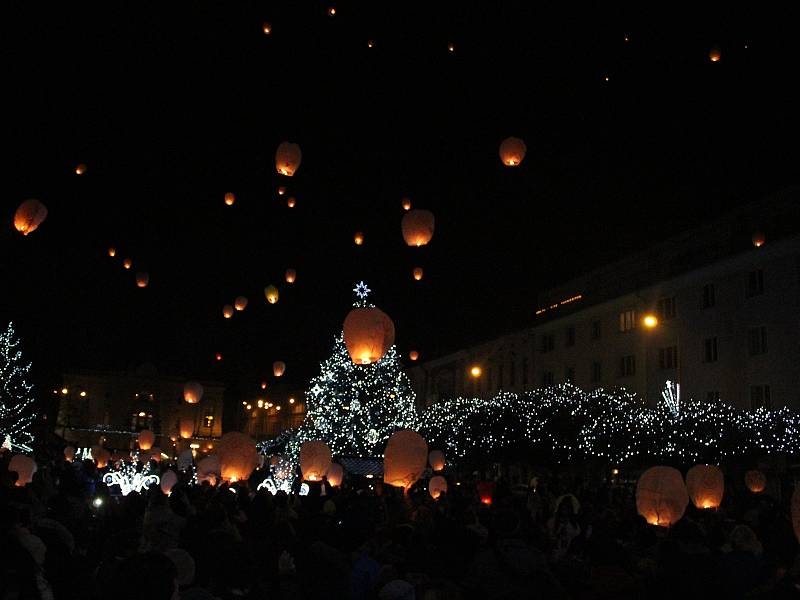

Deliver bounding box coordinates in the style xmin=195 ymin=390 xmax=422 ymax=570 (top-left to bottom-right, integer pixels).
xmin=0 ymin=322 xmax=36 ymax=452
xmin=662 ymin=380 xmax=680 ymax=416
xmin=103 ymin=460 xmax=160 ymax=496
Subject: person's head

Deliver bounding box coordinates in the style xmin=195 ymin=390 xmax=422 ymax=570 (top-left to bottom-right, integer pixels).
xmin=114 ymin=552 xmax=178 ymax=600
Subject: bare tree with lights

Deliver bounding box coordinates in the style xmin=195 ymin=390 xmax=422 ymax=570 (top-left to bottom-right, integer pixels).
xmin=0 ymin=322 xmax=36 ymax=453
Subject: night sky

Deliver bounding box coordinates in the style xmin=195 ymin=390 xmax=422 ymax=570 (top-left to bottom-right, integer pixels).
xmin=2 ymin=2 xmax=798 ymax=395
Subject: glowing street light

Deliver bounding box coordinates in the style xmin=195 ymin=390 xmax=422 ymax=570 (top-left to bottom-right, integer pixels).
xmin=470 ymin=366 xmax=482 ymax=378
xmin=643 ymin=314 xmax=658 ymax=329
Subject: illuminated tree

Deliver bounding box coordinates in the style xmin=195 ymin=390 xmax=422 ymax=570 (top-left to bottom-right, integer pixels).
xmin=0 ymin=323 xmax=36 ymax=453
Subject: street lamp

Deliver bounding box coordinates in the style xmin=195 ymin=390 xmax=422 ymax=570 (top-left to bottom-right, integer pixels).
xmin=642 ymin=314 xmax=658 ymax=329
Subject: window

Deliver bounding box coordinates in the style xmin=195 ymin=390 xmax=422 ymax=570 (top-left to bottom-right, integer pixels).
xmin=130 ymin=412 xmax=152 ymax=431
xmin=203 ymin=414 xmax=214 ymax=428
xmin=659 ymin=346 xmax=678 ymax=370
xmin=748 ymin=326 xmax=767 ymax=356
xmin=619 ymin=355 xmax=636 ymax=377
xmin=657 ymin=297 xmax=676 ymax=320
xmin=591 ymin=361 xmax=602 ymax=383
xmin=541 ymin=333 xmax=555 ymax=353
xmin=566 ymin=326 xmax=575 ymax=347
xmin=750 ymin=385 xmax=772 ymax=410
xmin=522 ymin=357 xmax=528 ymax=386
xmin=591 ymin=321 xmax=601 ymax=340
xmin=702 ymin=284 xmax=716 ymax=309
xmin=541 ymin=371 xmax=554 ymax=387
xmin=706 ymin=391 xmax=720 ymax=402
xmin=565 ymin=366 xmax=575 ymax=383
xmin=703 ymin=337 xmax=718 ymax=363
xmin=746 ymin=269 xmax=764 ymax=298
xmin=619 ymin=310 xmax=636 ymax=332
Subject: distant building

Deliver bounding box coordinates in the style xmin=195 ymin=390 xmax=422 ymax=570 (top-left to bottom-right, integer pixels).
xmin=409 ymin=190 xmax=800 ymax=410
xmin=55 ymin=363 xmax=225 ymax=453
xmin=239 ymin=386 xmax=306 ymax=440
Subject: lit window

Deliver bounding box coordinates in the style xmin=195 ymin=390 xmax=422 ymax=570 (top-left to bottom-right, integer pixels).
xmin=618 ymin=310 xmax=636 ymax=332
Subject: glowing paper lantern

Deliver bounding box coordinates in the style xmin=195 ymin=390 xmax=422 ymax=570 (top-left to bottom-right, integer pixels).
xmin=108 ymin=247 xmax=116 ymax=257
xmin=285 ymin=268 xmax=296 ymax=283
xmin=343 ymin=307 xmax=395 ymax=364
xmin=709 ymin=46 xmax=721 ymax=62
xmin=300 ymin=440 xmax=332 ymax=481
xmin=179 ymin=417 xmax=194 ymax=439
xmin=9 ymin=454 xmax=37 ymax=486
xmin=138 ymin=430 xmax=155 ymax=451
xmin=273 ymin=361 xmax=286 ymax=377
xmin=636 ymin=466 xmax=689 ymax=527
xmin=499 ymin=136 xmax=527 ymax=167
xmin=477 ymin=481 xmax=495 ymax=505
xmin=367 ymin=39 xmax=374 ymax=49
xmin=64 ymin=446 xmax=75 ymax=462
xmin=752 ymin=231 xmax=765 ymax=248
xmin=327 ymin=6 xmax=336 ymax=17
xmin=224 ymin=192 xmax=235 ymax=206
xmin=287 ymin=197 xmax=296 ymax=208
xmin=429 ymin=475 xmax=448 ymax=499
xmin=197 ymin=455 xmax=221 ymax=485
xmin=354 ymin=232 xmax=364 ymax=245
xmin=262 ymin=22 xmax=271 ymax=35
xmin=275 ymin=141 xmax=302 ymax=177
xmin=277 ymin=186 xmax=286 ymax=196
xmin=149 ymin=447 xmax=162 ymax=462
xmin=94 ymin=448 xmax=110 ymax=469
xmin=384 ymin=430 xmax=428 ymax=490
xmin=161 ymin=470 xmax=178 ymax=495
xmin=792 ymin=484 xmax=800 ymax=543
xmin=223 ymin=305 xmax=234 ymax=319
xmin=75 ymin=163 xmax=87 ymax=175
xmin=401 ymin=209 xmax=435 ymax=247
xmin=218 ymin=432 xmax=258 ymax=482
xmin=745 ymin=470 xmax=766 ymax=493
xmin=215 ymin=353 xmax=223 ymax=361
xmin=327 ymin=463 xmax=344 ymax=487
xmin=428 ymin=450 xmax=445 ymax=471
xmin=184 ymin=381 xmax=203 ymax=404
xmin=123 ymin=258 xmax=132 ymax=270
xmin=234 ymin=296 xmax=248 ymax=311
xmin=685 ymin=464 xmax=724 ymax=509
xmin=264 ymin=285 xmax=279 ymax=304
xmin=136 ymin=272 xmax=149 ymax=288
xmin=409 ymin=350 xmax=419 ymax=361
xmin=401 ymin=198 xmax=411 ymax=211
xmin=14 ymin=199 xmax=48 ymax=236
xmin=413 ymin=267 xmax=424 ymax=281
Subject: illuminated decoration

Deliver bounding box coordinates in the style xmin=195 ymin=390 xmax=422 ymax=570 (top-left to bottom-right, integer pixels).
xmin=428 ymin=449 xmax=445 ymax=471
xmin=108 ymin=247 xmax=116 ymax=257
xmin=264 ymin=285 xmax=279 ymax=304
xmin=685 ymin=464 xmax=724 ymax=509
xmin=138 ymin=429 xmax=155 ymax=451
xmin=9 ymin=454 xmax=37 ymax=486
xmin=429 ymin=475 xmax=448 ymax=499
xmin=367 ymin=39 xmax=374 ymax=49
xmin=275 ymin=141 xmax=302 ymax=177
xmin=273 ymin=361 xmax=286 ymax=377
xmin=94 ymin=448 xmax=110 ymax=469
xmin=354 ymin=231 xmax=364 ymax=245
xmin=752 ymin=231 xmax=766 ymax=248
xmin=75 ymin=163 xmax=87 ymax=175
xmin=401 ymin=209 xmax=435 ymax=247
xmin=136 ymin=272 xmax=149 ymax=288
xmin=2 ymin=435 xmax=10 ymax=450
xmin=413 ymin=267 xmax=423 ymax=281
xmin=184 ymin=381 xmax=203 ymax=404
xmin=384 ymin=430 xmax=428 ymax=490
xmin=447 ymin=42 xmax=455 ymax=52
xmin=161 ymin=469 xmax=178 ymax=495
xmin=285 ymin=268 xmax=297 ymax=283
xmin=499 ymin=136 xmax=527 ymax=167
xmin=103 ymin=460 xmax=160 ymax=496
xmin=64 ymin=446 xmax=75 ymax=462
xmin=123 ymin=258 xmax=132 ymax=270
xmin=261 ymin=381 xmax=267 ymax=390
xmin=745 ymin=470 xmax=766 ymax=493
xmin=327 ymin=463 xmax=343 ymax=486
xmin=643 ymin=314 xmax=658 ymax=329
xmin=215 ymin=353 xmax=222 ymax=361
xmin=401 ymin=198 xmax=411 ymax=211
xmin=636 ymin=466 xmax=689 ymax=526
xmin=224 ymin=192 xmax=235 ymax=206
xmin=470 ymin=366 xmax=482 ymax=378
xmin=277 ymin=186 xmax=286 ymax=196
xmin=477 ymin=481 xmax=495 ymax=505
xmin=535 ymin=294 xmax=583 ymax=316
xmin=287 ymin=197 xmax=296 ymax=208
xmin=409 ymin=350 xmax=419 ymax=361
xmin=0 ymin=322 xmax=36 ymax=452
xmin=300 ymin=440 xmax=332 ymax=481
xmin=14 ymin=199 xmax=48 ymax=236
xmin=662 ymin=380 xmax=680 ymax=416
xmin=218 ymin=432 xmax=258 ymax=482
xmin=709 ymin=46 xmax=721 ymax=62
xmin=223 ymin=305 xmax=234 ymax=319
xmin=262 ymin=22 xmax=271 ymax=35
xmin=328 ymin=6 xmax=336 ymax=17
xmin=343 ymin=306 xmax=395 ymax=365
xmin=179 ymin=417 xmax=194 ymax=439
xmin=234 ymin=296 xmax=248 ymax=311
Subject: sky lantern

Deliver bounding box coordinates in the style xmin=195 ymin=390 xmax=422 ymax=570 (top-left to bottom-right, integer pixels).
xmin=179 ymin=417 xmax=194 ymax=439
xmin=300 ymin=440 xmax=332 ymax=481
xmin=327 ymin=463 xmax=344 ymax=487
xmin=401 ymin=209 xmax=435 ymax=247
xmin=709 ymin=46 xmax=721 ymax=62
xmin=413 ymin=267 xmax=424 ymax=281
xmin=367 ymin=39 xmax=374 ymax=49
xmin=745 ymin=470 xmax=766 ymax=493
xmin=429 ymin=475 xmax=448 ymax=499
xmin=409 ymin=350 xmax=419 ymax=361
xmin=184 ymin=381 xmax=203 ymax=404
xmin=277 ymin=186 xmax=286 ymax=196
xmin=327 ymin=6 xmax=336 ymax=17
xmin=354 ymin=232 xmax=364 ymax=246
xmin=218 ymin=432 xmax=258 ymax=482
xmin=215 ymin=353 xmax=223 ymax=361
xmin=429 ymin=449 xmax=445 ymax=471
xmin=285 ymin=268 xmax=296 ymax=283
xmin=94 ymin=448 xmax=110 ymax=469
xmin=477 ymin=481 xmax=495 ymax=505
xmin=275 ymin=141 xmax=302 ymax=177
xmin=123 ymin=258 xmax=132 ymax=270
xmin=260 ymin=381 xmax=267 ymax=390
xmin=262 ymin=22 xmax=272 ymax=35
xmin=108 ymin=247 xmax=116 ymax=257
xmin=499 ymin=136 xmax=527 ymax=167
xmin=224 ymin=192 xmax=235 ymax=206
xmin=401 ymin=197 xmax=412 ymax=211
xmin=161 ymin=470 xmax=178 ymax=495
xmin=384 ymin=430 xmax=428 ymax=491
xmin=136 ymin=272 xmax=149 ymax=288
xmin=9 ymin=454 xmax=37 ymax=486
xmin=197 ymin=455 xmax=220 ymax=485
xmin=75 ymin=163 xmax=87 ymax=175
xmin=287 ymin=197 xmax=296 ymax=208
xmin=343 ymin=306 xmax=395 ymax=364
xmin=273 ymin=361 xmax=286 ymax=377
xmin=138 ymin=430 xmax=155 ymax=451
xmin=234 ymin=296 xmax=248 ymax=311
xmin=636 ymin=466 xmax=689 ymax=526
xmin=14 ymin=199 xmax=48 ymax=236
xmin=447 ymin=42 xmax=455 ymax=53
xmin=64 ymin=446 xmax=75 ymax=462
xmin=223 ymin=304 xmax=234 ymax=319
xmin=752 ymin=231 xmax=765 ymax=248
xmin=264 ymin=285 xmax=279 ymax=304
xmin=685 ymin=464 xmax=724 ymax=509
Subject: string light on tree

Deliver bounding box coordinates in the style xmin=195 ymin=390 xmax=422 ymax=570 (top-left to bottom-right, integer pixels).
xmin=0 ymin=323 xmax=36 ymax=453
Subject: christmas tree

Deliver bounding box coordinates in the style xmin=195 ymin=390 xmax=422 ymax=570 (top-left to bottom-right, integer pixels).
xmin=290 ymin=282 xmax=419 ymax=458
xmin=0 ymin=322 xmax=36 ymax=453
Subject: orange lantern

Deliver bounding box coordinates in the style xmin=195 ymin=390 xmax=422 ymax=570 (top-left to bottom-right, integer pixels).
xmin=354 ymin=231 xmax=364 ymax=245
xmin=401 ymin=198 xmax=412 ymax=211
xmin=75 ymin=163 xmax=87 ymax=175
xmin=277 ymin=186 xmax=286 ymax=196
xmin=499 ymin=136 xmax=527 ymax=167
xmin=184 ymin=381 xmax=203 ymax=404
xmin=745 ymin=470 xmax=766 ymax=493
xmin=218 ymin=432 xmax=258 ymax=482
xmin=14 ymin=199 xmax=48 ymax=236
xmin=275 ymin=141 xmax=302 ymax=177
xmin=752 ymin=231 xmax=765 ymax=248
xmin=64 ymin=446 xmax=75 ymax=463
xmin=138 ymin=430 xmax=155 ymax=451
xmin=287 ymin=197 xmax=296 ymax=208
xmin=409 ymin=350 xmax=419 ymax=361
xmin=300 ymin=440 xmax=332 ymax=481
xmin=685 ymin=464 xmax=724 ymax=509
xmin=447 ymin=42 xmax=455 ymax=53
xmin=429 ymin=475 xmax=448 ymax=499
xmin=108 ymin=247 xmax=116 ymax=257
xmin=636 ymin=466 xmax=689 ymax=527
xmin=367 ymin=39 xmax=374 ymax=49
xmin=343 ymin=307 xmax=395 ymax=364
xmin=197 ymin=455 xmax=221 ymax=485
xmin=223 ymin=304 xmax=234 ymax=319
xmin=401 ymin=209 xmax=435 ymax=247
xmin=234 ymin=296 xmax=248 ymax=311
xmin=9 ymin=454 xmax=37 ymax=486
xmin=94 ymin=448 xmax=110 ymax=469
xmin=264 ymin=285 xmax=279 ymax=304
xmin=285 ymin=268 xmax=296 ymax=283
xmin=215 ymin=353 xmax=223 ymax=361
xmin=273 ymin=361 xmax=286 ymax=377
xmin=327 ymin=6 xmax=336 ymax=17
xmin=428 ymin=450 xmax=446 ymax=472
xmin=413 ymin=267 xmax=424 ymax=281
xmin=123 ymin=258 xmax=132 ymax=270
xmin=709 ymin=46 xmax=721 ymax=62
xmin=179 ymin=417 xmax=194 ymax=439
xmin=384 ymin=430 xmax=428 ymax=490
xmin=327 ymin=463 xmax=344 ymax=487
xmin=161 ymin=470 xmax=178 ymax=495
xmin=792 ymin=484 xmax=800 ymax=543
xmin=260 ymin=381 xmax=267 ymax=390
xmin=149 ymin=447 xmax=162 ymax=463
xmin=262 ymin=22 xmax=272 ymax=35
xmin=224 ymin=192 xmax=235 ymax=206
xmin=136 ymin=272 xmax=149 ymax=288
xmin=477 ymin=481 xmax=495 ymax=505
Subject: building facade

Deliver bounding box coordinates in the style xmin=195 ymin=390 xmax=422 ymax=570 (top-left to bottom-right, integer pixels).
xmin=239 ymin=386 xmax=306 ymax=440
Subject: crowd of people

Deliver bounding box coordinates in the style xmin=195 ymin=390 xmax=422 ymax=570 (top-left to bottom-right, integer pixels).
xmin=3 ymin=445 xmax=800 ymax=599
